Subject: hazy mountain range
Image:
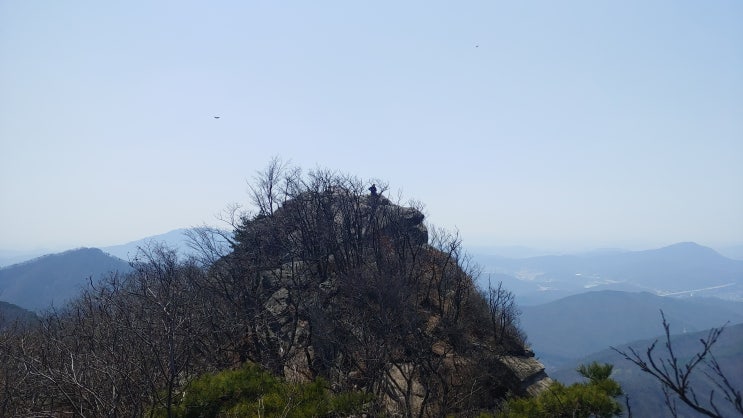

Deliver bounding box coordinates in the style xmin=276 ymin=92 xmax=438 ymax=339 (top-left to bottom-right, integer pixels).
xmin=1 ymin=230 xmax=742 ymax=415
xmin=99 ymin=228 xmax=213 ymax=262
xmin=0 ymin=248 xmax=132 ymax=311
xmin=472 ymin=242 xmax=743 ymax=305
xmin=0 ymin=228 xmax=205 ymax=267
xmin=519 ymin=290 xmax=743 ymax=370
xmin=2 ymin=232 xmax=742 ymax=313
xmin=0 ymin=229 xmax=231 ymax=311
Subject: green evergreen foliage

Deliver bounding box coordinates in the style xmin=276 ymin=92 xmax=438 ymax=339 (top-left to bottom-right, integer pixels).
xmin=153 ymin=363 xmax=373 ymax=418
xmin=498 ymin=362 xmax=622 ymax=418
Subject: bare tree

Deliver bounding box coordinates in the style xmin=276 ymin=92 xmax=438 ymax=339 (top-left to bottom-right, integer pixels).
xmin=1 ymin=244 xmax=217 ymax=417
xmin=248 ymin=155 xmax=291 ymax=217
xmin=7 ymin=275 xmax=148 ymax=417
xmin=613 ymin=311 xmax=743 ymax=417
xmin=486 ymin=279 xmax=523 ymax=349
xmin=185 ymin=225 xmax=233 ymax=266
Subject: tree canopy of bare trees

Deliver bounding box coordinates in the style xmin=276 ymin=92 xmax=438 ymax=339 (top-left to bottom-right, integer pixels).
xmin=0 ymin=160 xmax=531 ymax=417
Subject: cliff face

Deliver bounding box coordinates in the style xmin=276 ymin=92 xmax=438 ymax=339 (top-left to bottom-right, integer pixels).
xmin=227 ymin=185 xmax=550 ymax=416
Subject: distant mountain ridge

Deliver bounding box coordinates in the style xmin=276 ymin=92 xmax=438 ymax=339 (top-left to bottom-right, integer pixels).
xmin=0 ymin=248 xmax=132 ymax=311
xmin=551 ymin=322 xmax=743 ymax=418
xmin=0 ymin=228 xmax=231 ymax=267
xmin=718 ymin=243 xmax=743 ymax=261
xmin=101 ymin=228 xmax=195 ymax=261
xmin=473 ymin=242 xmax=743 ymax=304
xmin=519 ymin=290 xmax=743 ymax=370
xmin=3 ymin=236 xmax=741 ymax=315
xmin=0 ymin=249 xmax=51 ymax=268
xmin=0 ymin=229 xmax=233 ymax=312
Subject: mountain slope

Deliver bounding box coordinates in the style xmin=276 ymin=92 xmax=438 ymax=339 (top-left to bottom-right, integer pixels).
xmin=0 ymin=248 xmax=131 ymax=311
xmin=520 ymin=290 xmax=743 ymax=369
xmin=0 ymin=300 xmax=37 ymax=329
xmin=551 ymin=322 xmax=743 ymax=418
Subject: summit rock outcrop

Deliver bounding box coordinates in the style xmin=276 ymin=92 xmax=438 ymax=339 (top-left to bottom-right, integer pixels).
xmin=220 ymin=172 xmax=551 ymax=416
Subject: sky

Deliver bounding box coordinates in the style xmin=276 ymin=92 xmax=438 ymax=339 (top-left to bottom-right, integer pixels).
xmin=1 ymin=1 xmax=742 ymax=253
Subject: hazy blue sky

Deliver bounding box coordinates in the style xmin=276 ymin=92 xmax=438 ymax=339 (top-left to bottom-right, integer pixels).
xmin=1 ymin=1 xmax=741 ymax=253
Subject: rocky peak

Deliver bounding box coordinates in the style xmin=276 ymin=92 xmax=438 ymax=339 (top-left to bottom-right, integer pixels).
xmin=228 ymin=180 xmax=550 ymax=416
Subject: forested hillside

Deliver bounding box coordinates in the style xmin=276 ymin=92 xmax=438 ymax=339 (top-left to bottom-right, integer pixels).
xmin=0 ymin=164 xmax=548 ymax=417
xmin=0 ymin=247 xmax=132 ymax=311
xmin=520 ymin=290 xmax=743 ymax=368
xmin=0 ymin=301 xmax=37 ymax=330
